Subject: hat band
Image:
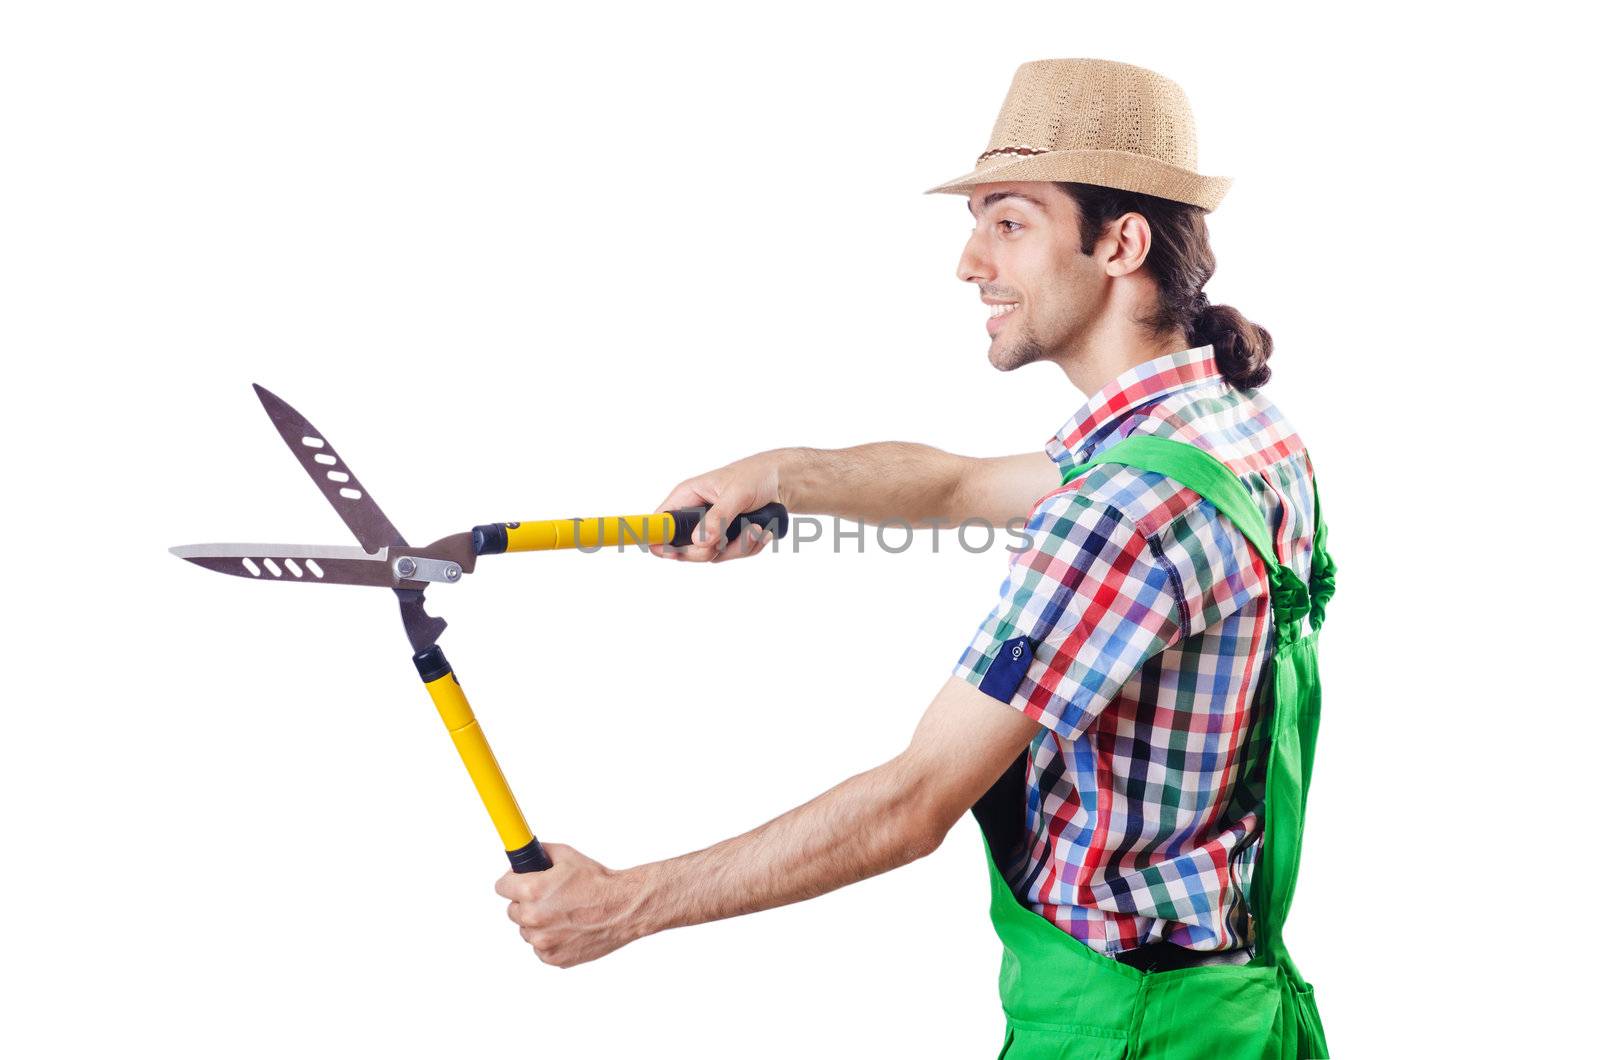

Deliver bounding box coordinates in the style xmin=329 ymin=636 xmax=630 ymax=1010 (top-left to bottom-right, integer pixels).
xmin=975 ymin=145 xmax=1050 ymax=163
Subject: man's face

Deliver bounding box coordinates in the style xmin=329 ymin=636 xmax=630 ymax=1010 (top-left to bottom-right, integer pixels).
xmin=957 ymin=181 xmax=1104 ymax=371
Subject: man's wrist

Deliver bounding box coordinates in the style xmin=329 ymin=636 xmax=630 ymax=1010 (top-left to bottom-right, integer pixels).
xmin=772 ymin=445 xmax=827 ymax=513
xmin=620 ymin=857 xmax=685 ymax=939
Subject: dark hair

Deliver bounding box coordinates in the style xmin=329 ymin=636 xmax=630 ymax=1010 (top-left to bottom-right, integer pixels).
xmin=1053 ymin=181 xmax=1272 ymax=389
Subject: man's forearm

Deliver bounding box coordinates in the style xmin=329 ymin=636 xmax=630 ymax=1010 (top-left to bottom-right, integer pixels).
xmin=623 ymin=757 xmax=936 ymax=939
xmin=777 ymin=442 xmax=971 ymax=527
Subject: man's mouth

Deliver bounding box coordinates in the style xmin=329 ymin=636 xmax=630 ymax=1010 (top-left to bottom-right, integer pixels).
xmin=986 ymin=302 xmax=1019 ymax=335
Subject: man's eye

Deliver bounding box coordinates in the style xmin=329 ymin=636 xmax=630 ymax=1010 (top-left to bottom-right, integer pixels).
xmin=998 ymin=220 xmax=1022 ymax=233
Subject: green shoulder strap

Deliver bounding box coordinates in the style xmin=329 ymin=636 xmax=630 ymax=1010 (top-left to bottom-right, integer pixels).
xmin=1063 ymin=435 xmax=1327 ymax=636
xmin=1064 ymin=435 xmax=1278 ymax=567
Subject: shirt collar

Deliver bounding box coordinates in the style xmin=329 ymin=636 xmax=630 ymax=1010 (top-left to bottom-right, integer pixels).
xmin=1045 ymin=344 xmax=1223 ymax=468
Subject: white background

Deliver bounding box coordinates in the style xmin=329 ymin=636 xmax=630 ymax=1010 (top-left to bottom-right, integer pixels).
xmin=3 ymin=2 xmax=1592 ymax=1056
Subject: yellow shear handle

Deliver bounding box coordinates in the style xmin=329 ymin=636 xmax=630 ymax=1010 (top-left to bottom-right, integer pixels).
xmin=503 ymin=513 xmax=676 ymax=552
xmin=471 ymin=503 xmax=789 ymax=555
xmin=415 ymin=645 xmax=551 ymax=873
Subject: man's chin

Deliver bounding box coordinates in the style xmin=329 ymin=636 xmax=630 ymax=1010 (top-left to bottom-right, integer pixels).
xmin=988 ymin=338 xmax=1044 ymax=372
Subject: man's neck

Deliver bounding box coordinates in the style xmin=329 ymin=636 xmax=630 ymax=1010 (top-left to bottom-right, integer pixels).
xmin=1057 ymin=322 xmax=1193 ymax=398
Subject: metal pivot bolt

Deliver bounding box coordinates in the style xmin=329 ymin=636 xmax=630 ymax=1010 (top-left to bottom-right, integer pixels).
xmin=444 ymin=565 xmax=461 ymax=582
xmin=396 ymin=556 xmax=418 ymax=577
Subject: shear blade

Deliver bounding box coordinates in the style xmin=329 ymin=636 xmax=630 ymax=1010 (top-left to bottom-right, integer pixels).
xmin=169 ymin=543 xmax=396 ymax=587
xmin=252 ymin=384 xmax=411 ymax=553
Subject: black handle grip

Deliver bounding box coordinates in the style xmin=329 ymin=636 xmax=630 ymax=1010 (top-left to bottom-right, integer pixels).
xmin=472 ymin=522 xmax=508 ymax=555
xmin=668 ymin=502 xmax=789 ymax=548
xmin=508 ymin=837 xmax=554 ymax=873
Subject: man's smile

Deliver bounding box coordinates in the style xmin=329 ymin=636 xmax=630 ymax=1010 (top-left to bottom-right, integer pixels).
xmin=986 ymin=301 xmax=1019 ymax=336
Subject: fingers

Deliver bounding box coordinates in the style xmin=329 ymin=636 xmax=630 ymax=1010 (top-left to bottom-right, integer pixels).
xmin=696 ymin=479 xmax=781 ymax=558
xmin=710 ymin=522 xmax=773 ymax=563
xmin=655 ymin=478 xmax=715 ymax=515
xmin=670 ymin=496 xmax=747 ymax=563
xmin=692 ymin=496 xmax=745 ymax=555
xmin=662 ymin=509 xmax=775 ymax=563
xmin=651 ymin=456 xmax=781 ymax=563
xmin=654 ymin=477 xmax=722 ymax=562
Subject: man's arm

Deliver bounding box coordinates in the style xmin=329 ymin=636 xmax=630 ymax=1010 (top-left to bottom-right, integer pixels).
xmin=624 ymin=677 xmax=1041 ymax=938
xmin=654 ymin=444 xmax=1059 ymax=561
xmin=783 ymin=444 xmax=1059 ymax=527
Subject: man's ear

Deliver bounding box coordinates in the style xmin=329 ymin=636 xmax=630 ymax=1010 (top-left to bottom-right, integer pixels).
xmin=1102 ymin=211 xmax=1154 ymax=277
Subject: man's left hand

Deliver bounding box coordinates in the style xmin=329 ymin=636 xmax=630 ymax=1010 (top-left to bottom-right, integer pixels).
xmin=495 ymin=843 xmax=642 ymax=968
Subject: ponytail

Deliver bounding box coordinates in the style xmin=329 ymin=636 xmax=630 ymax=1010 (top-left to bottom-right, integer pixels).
xmin=1190 ymin=292 xmax=1273 ymax=390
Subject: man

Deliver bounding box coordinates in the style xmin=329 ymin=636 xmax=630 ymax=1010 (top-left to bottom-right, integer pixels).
xmin=496 ymin=58 xmax=1329 ymax=1054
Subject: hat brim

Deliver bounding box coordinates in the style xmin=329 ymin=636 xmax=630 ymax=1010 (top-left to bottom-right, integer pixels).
xmin=923 ymin=148 xmax=1231 ymax=212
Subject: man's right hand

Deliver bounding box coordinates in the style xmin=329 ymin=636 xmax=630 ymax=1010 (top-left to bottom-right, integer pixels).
xmin=651 ymin=443 xmax=1057 ymax=563
xmin=652 ymin=449 xmax=789 ymax=563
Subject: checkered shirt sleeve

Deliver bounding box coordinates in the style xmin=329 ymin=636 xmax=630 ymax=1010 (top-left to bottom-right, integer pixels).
xmin=953 ymin=483 xmax=1188 ymax=740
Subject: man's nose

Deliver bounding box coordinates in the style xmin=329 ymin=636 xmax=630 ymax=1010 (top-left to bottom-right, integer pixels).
xmin=957 ymin=230 xmax=993 ymax=286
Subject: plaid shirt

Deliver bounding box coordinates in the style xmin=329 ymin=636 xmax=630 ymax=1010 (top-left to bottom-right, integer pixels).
xmin=955 ymin=344 xmax=1318 ymax=955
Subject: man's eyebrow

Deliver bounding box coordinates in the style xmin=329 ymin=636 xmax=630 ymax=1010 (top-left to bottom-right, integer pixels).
xmin=967 ymin=191 xmax=1049 ymax=217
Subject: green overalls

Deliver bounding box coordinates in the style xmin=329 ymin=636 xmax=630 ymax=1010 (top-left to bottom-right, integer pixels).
xmin=971 ymin=436 xmax=1336 ymax=1059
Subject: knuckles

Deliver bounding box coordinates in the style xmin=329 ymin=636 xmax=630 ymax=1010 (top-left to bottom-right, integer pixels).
xmin=520 ymin=927 xmax=574 ymax=968
xmin=507 ymin=901 xmax=545 ymax=929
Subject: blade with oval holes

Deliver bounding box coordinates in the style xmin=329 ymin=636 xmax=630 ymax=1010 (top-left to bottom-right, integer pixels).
xmin=170 ymin=541 xmax=451 ymax=651
xmin=168 ymin=535 xmax=477 ymax=589
xmin=168 ymin=543 xmax=398 ymax=587
xmin=252 ymin=384 xmax=409 ymax=552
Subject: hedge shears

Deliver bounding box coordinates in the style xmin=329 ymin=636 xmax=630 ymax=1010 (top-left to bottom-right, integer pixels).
xmin=171 ymin=385 xmax=788 ymax=875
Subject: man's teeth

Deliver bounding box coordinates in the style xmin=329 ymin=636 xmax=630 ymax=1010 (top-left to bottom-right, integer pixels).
xmin=989 ymin=303 xmax=1019 ymax=318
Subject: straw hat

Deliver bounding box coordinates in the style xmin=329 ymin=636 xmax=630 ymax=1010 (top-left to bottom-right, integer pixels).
xmin=924 ymin=58 xmax=1231 ymax=212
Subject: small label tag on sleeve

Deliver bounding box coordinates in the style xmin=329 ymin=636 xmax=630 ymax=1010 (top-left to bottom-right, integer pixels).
xmin=978 ymin=635 xmax=1035 ymax=703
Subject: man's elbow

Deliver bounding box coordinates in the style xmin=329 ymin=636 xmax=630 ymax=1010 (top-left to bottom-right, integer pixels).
xmin=897 ymin=797 xmax=957 ymax=863
xmin=883 ymin=754 xmax=963 ymax=863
